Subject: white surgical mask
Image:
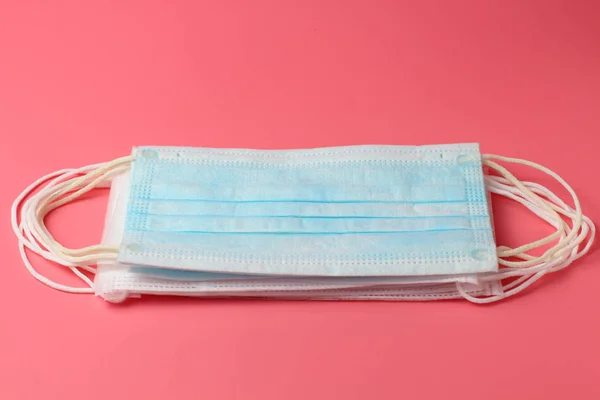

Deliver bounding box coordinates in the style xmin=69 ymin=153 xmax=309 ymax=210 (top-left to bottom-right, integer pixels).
xmin=12 ymin=144 xmax=594 ymax=304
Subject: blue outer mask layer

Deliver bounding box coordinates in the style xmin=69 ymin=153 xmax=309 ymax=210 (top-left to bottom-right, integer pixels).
xmin=118 ymin=144 xmax=497 ymax=276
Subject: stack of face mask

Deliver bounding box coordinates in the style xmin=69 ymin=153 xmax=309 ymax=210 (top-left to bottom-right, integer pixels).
xmin=12 ymin=144 xmax=594 ymax=303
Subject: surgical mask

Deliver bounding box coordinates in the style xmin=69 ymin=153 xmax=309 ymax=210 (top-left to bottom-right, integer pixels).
xmin=11 ymin=143 xmax=594 ymax=304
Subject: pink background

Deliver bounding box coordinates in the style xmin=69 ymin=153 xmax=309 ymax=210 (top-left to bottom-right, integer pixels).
xmin=1 ymin=1 xmax=600 ymax=399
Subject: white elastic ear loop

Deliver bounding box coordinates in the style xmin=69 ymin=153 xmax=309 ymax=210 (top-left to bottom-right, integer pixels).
xmin=12 ymin=169 xmax=96 ymax=292
xmin=459 ymin=170 xmax=586 ymax=303
xmin=14 ymin=167 xmax=108 ymax=265
xmin=484 ymin=162 xmax=568 ymax=266
xmin=11 ymin=157 xmax=133 ymax=293
xmin=486 ymin=155 xmax=584 ymax=262
xmin=29 ymin=169 xmax=127 ymax=263
xmin=458 ymin=155 xmax=594 ymax=304
xmin=462 ymin=189 xmax=592 ymax=302
xmin=21 ymin=164 xmax=126 ymax=262
xmin=30 ymin=156 xmax=132 ymax=263
xmin=487 ymin=161 xmax=591 ymax=270
xmin=487 ymin=177 xmax=593 ymax=268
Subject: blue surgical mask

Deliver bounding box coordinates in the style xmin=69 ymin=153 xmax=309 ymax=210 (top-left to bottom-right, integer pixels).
xmin=118 ymin=144 xmax=497 ymax=277
xmin=12 ymin=143 xmax=594 ymax=303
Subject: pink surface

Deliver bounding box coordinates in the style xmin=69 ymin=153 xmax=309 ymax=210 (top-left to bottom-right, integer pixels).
xmin=1 ymin=1 xmax=600 ymax=399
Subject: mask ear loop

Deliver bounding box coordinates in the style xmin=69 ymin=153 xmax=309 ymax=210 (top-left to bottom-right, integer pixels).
xmin=30 ymin=156 xmax=133 ymax=263
xmin=12 ymin=169 xmax=96 ymax=293
xmin=11 ymin=156 xmax=133 ymax=293
xmin=486 ymin=177 xmax=592 ymax=268
xmin=457 ymin=155 xmax=595 ymax=303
